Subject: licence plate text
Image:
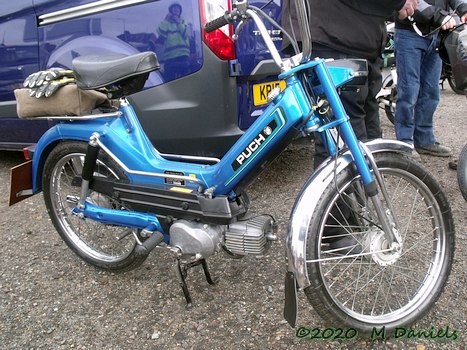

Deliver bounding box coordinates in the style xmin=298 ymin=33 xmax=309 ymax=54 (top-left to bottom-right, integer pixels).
xmin=253 ymin=80 xmax=286 ymax=106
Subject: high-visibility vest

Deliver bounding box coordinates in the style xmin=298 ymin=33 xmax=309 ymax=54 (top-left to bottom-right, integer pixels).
xmin=157 ymin=19 xmax=190 ymax=60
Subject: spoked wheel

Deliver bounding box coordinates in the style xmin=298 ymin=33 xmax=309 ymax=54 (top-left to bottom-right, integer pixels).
xmin=42 ymin=141 xmax=148 ymax=271
xmin=458 ymin=144 xmax=467 ymax=201
xmin=304 ymin=152 xmax=455 ymax=335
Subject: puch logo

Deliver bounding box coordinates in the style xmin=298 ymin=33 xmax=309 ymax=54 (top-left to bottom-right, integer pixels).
xmin=232 ymin=121 xmax=277 ymax=171
xmin=236 ymin=134 xmax=265 ymax=165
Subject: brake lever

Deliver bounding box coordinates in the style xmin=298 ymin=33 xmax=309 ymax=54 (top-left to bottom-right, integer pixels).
xmin=233 ymin=20 xmax=248 ymax=40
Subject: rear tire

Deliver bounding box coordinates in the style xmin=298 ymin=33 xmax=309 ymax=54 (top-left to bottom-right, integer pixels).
xmin=304 ymin=152 xmax=455 ymax=335
xmin=42 ymin=141 xmax=148 ymax=271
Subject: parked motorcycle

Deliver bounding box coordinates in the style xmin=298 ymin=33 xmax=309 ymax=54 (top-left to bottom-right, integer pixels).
xmin=9 ymin=0 xmax=455 ymax=336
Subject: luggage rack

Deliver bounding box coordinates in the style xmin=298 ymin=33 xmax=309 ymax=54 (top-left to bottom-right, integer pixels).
xmin=26 ymin=111 xmax=122 ymax=120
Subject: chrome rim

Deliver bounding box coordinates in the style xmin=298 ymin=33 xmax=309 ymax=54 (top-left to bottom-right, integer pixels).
xmin=316 ymin=167 xmax=446 ymax=325
xmin=49 ymin=152 xmax=136 ymax=263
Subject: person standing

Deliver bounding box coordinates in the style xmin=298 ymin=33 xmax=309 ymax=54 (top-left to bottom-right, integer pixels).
xmin=281 ymin=0 xmax=420 ymax=168
xmin=157 ymin=2 xmax=191 ymax=81
xmin=394 ymin=0 xmax=467 ymax=157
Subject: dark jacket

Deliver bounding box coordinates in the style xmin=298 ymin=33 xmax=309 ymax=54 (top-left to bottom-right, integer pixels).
xmin=281 ymin=0 xmax=406 ymax=60
xmin=395 ymin=0 xmax=467 ymax=35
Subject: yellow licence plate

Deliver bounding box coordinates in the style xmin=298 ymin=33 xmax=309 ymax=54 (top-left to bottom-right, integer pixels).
xmin=252 ymin=80 xmax=286 ymax=106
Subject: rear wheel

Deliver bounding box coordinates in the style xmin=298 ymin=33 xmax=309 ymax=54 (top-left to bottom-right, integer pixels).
xmin=42 ymin=141 xmax=148 ymax=271
xmin=304 ymin=152 xmax=455 ymax=335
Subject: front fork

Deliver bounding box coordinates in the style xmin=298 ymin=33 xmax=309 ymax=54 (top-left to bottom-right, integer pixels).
xmin=314 ymin=62 xmax=400 ymax=247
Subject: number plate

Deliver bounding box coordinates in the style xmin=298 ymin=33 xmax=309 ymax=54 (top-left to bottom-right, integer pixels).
xmin=252 ymin=80 xmax=286 ymax=106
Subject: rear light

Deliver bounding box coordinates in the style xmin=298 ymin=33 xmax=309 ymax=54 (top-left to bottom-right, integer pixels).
xmin=199 ymin=0 xmax=236 ymax=60
xmin=22 ymin=145 xmax=35 ymax=160
xmin=23 ymin=147 xmax=30 ymax=160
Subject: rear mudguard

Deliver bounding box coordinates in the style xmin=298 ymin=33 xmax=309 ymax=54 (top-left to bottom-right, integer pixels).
xmin=285 ymin=138 xmax=412 ymax=290
xmin=31 ymin=120 xmax=112 ymax=193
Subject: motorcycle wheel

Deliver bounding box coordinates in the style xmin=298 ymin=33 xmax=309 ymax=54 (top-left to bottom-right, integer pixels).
xmin=42 ymin=141 xmax=148 ymax=271
xmin=458 ymin=144 xmax=467 ymax=201
xmin=304 ymin=152 xmax=454 ymax=335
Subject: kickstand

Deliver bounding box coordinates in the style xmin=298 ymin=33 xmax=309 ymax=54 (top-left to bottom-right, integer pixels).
xmin=175 ymin=258 xmax=218 ymax=309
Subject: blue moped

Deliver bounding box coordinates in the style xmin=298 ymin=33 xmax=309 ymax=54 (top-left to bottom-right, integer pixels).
xmin=10 ymin=0 xmax=455 ymax=335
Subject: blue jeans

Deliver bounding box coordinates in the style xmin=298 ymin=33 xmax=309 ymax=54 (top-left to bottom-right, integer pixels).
xmin=394 ymin=29 xmax=442 ymax=148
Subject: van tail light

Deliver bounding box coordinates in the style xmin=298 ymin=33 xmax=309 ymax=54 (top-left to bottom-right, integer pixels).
xmin=199 ymin=0 xmax=236 ymax=60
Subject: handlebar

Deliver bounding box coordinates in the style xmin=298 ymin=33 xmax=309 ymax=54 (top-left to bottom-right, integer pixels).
xmin=204 ymin=11 xmax=232 ymax=33
xmin=203 ymin=0 xmax=310 ymax=70
xmin=203 ymin=5 xmax=284 ymax=69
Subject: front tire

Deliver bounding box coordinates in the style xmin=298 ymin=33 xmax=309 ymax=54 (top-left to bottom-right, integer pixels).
xmin=304 ymin=152 xmax=455 ymax=335
xmin=42 ymin=141 xmax=148 ymax=271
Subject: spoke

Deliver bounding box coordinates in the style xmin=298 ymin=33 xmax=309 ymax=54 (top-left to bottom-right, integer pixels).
xmin=333 ymin=263 xmax=386 ymax=299
xmin=351 ymin=256 xmax=365 ymax=311
xmin=368 ymin=268 xmax=386 ymax=315
xmin=380 ymin=267 xmax=399 ymax=314
xmin=399 ymin=234 xmax=439 ymax=259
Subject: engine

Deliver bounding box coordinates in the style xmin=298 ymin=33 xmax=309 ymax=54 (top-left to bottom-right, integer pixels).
xmin=168 ymin=215 xmax=277 ymax=259
xmin=169 ymin=220 xmax=223 ymax=259
xmin=224 ymin=215 xmax=277 ymax=256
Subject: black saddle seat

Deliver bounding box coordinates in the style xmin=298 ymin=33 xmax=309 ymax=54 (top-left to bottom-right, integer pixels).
xmin=72 ymin=51 xmax=160 ymax=90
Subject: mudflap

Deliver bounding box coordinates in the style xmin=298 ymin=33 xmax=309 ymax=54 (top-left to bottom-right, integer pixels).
xmin=9 ymin=160 xmax=34 ymax=206
xmin=283 ymin=271 xmax=298 ymax=327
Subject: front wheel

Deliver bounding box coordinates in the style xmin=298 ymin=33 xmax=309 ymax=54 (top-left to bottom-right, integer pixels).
xmin=42 ymin=141 xmax=148 ymax=271
xmin=304 ymin=152 xmax=455 ymax=335
xmin=458 ymin=144 xmax=467 ymax=201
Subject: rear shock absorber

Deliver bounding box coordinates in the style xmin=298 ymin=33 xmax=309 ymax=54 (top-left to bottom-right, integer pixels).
xmin=79 ymin=133 xmax=100 ymax=208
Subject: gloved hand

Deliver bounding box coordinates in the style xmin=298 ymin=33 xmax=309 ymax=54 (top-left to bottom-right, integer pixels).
xmin=28 ymin=77 xmax=76 ymax=98
xmin=23 ymin=68 xmax=74 ymax=88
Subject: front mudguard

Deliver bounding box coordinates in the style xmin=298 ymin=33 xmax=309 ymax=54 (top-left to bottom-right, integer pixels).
xmin=285 ymin=139 xmax=412 ymax=290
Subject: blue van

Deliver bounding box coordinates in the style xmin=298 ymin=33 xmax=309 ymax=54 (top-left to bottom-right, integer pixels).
xmin=0 ymin=0 xmax=283 ymax=157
